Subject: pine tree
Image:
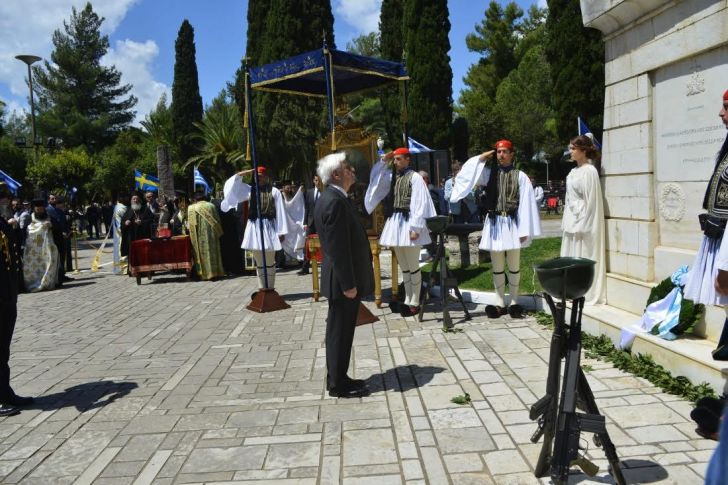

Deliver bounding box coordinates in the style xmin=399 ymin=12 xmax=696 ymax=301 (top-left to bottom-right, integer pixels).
xmin=403 ymin=0 xmax=453 ymax=150
xmin=171 ymin=19 xmax=204 ymax=167
xmin=545 ymin=0 xmax=605 ymax=142
xmin=379 ymin=0 xmax=405 ymax=148
xmin=32 ymin=2 xmax=136 ymax=151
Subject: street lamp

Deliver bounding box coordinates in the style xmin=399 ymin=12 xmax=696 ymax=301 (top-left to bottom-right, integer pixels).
xmin=15 ymin=54 xmax=42 ymax=163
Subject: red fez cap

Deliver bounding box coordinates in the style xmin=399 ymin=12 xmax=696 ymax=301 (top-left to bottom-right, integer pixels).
xmin=495 ymin=140 xmax=513 ymax=150
xmin=393 ymin=147 xmax=410 ymax=156
xmin=724 ymin=90 xmax=728 ymax=101
xmin=256 ymin=166 xmax=267 ymax=175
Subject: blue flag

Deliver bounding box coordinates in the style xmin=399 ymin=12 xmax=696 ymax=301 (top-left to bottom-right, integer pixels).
xmin=134 ymin=169 xmax=160 ymax=191
xmin=194 ymin=167 xmax=211 ymax=194
xmin=578 ymin=117 xmax=602 ymax=150
xmin=0 ymin=169 xmax=21 ymax=195
xmin=408 ymin=137 xmax=433 ymax=153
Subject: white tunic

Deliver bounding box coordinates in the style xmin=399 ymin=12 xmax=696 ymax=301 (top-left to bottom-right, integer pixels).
xmin=282 ymin=187 xmax=306 ymax=258
xmin=364 ymin=160 xmax=436 ymax=247
xmin=221 ymin=174 xmax=289 ymax=251
xmin=560 ymin=163 xmax=606 ymax=304
xmin=451 ymin=155 xmax=541 ymax=251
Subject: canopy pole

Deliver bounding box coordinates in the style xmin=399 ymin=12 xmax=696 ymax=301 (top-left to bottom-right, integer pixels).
xmin=401 ymin=79 xmax=409 ymax=147
xmin=323 ymin=42 xmax=337 ymax=151
xmin=245 ymin=61 xmax=269 ymax=289
xmin=244 ymin=59 xmax=252 ymax=163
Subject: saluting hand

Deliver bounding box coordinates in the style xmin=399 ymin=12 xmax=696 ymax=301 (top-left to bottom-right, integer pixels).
xmin=479 ymin=150 xmax=495 ymax=162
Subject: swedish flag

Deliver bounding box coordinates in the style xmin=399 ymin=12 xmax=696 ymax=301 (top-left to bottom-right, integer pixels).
xmin=134 ymin=169 xmax=160 ymax=191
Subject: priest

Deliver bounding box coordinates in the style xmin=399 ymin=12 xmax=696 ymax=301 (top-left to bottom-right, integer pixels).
xmin=365 ymin=147 xmax=437 ymax=316
xmin=451 ymin=140 xmax=541 ymax=318
xmin=188 ymin=193 xmax=225 ymax=280
xmin=23 ymin=200 xmax=60 ymax=292
xmin=221 ymin=166 xmax=289 ymax=291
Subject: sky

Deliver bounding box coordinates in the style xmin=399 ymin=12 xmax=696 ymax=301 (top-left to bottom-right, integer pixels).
xmin=0 ymin=0 xmax=546 ymax=126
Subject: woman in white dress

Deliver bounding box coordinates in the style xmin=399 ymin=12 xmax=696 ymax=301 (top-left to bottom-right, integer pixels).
xmin=560 ymin=135 xmax=605 ymax=304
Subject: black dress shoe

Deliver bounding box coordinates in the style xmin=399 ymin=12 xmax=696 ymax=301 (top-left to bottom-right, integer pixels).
xmin=343 ymin=377 xmax=366 ymax=389
xmin=0 ymin=394 xmax=34 ymax=407
xmin=0 ymin=404 xmax=20 ymax=417
xmin=297 ymin=268 xmax=309 ymax=275
xmin=328 ymin=385 xmax=370 ymax=398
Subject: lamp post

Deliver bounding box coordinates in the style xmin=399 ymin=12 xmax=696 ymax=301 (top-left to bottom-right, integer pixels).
xmin=15 ymin=54 xmax=42 ymax=163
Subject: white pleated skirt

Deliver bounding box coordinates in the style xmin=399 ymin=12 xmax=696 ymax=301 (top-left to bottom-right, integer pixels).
xmin=242 ymin=219 xmax=282 ymax=251
xmin=379 ymin=213 xmax=431 ymax=247
xmin=684 ymin=235 xmax=728 ymax=306
xmin=479 ymin=215 xmax=530 ymax=252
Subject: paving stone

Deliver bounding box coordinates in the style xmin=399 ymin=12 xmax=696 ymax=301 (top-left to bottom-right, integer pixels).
xmin=483 ymin=450 xmax=529 ymax=475
xmin=343 ymin=429 xmax=397 ymax=466
xmin=428 ymin=408 xmax=483 ymax=429
xmin=443 ymin=453 xmax=485 ymax=473
xmin=180 ymin=445 xmax=267 ymax=473
xmin=265 ymin=443 xmax=321 ymax=469
xmin=434 ymin=427 xmax=496 ymax=454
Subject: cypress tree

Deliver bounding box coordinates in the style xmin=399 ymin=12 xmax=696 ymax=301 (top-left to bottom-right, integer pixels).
xmin=545 ymin=0 xmax=604 ymax=142
xmin=237 ymin=0 xmax=334 ymax=180
xmin=379 ymin=0 xmax=404 ymax=148
xmin=32 ymin=2 xmax=136 ymax=151
xmin=171 ymin=20 xmax=204 ymax=166
xmin=403 ymin=0 xmax=453 ymax=149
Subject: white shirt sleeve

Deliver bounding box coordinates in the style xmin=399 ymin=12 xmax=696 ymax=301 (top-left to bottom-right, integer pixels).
xmin=221 ymin=175 xmax=251 ymax=212
xmin=451 ymin=155 xmax=488 ymax=202
xmin=272 ymin=188 xmax=289 ymax=236
xmin=408 ymin=172 xmax=437 ymax=233
xmin=517 ymin=171 xmax=542 ymax=240
xmin=364 ymin=159 xmax=393 ymax=214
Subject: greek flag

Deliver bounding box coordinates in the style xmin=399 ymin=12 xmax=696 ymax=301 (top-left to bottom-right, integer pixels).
xmin=0 ymin=169 xmax=21 ymax=194
xmin=578 ymin=117 xmax=602 ymax=150
xmin=134 ymin=169 xmax=160 ymax=191
xmin=194 ymin=167 xmax=211 ymax=194
xmin=408 ymin=137 xmax=433 ymax=153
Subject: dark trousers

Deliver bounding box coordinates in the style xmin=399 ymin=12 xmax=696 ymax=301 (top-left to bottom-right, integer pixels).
xmin=0 ymin=300 xmax=17 ymax=398
xmin=325 ymin=297 xmax=359 ymax=390
xmin=719 ymin=318 xmax=728 ymax=348
xmin=66 ymin=237 xmax=73 ymax=271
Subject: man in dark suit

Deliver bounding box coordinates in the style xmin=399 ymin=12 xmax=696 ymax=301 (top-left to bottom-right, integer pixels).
xmin=314 ymin=153 xmax=374 ymax=398
xmin=298 ymin=173 xmax=323 ymax=275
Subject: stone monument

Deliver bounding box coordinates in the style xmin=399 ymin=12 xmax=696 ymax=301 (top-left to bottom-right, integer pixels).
xmin=581 ymin=0 xmax=728 ymax=390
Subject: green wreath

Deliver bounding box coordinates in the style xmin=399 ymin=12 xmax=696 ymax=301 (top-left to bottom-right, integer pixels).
xmin=645 ymin=277 xmax=704 ymax=335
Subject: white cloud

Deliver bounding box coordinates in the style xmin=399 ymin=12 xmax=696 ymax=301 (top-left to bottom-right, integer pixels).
xmin=102 ymin=39 xmax=170 ymax=125
xmin=334 ymin=0 xmax=382 ymax=35
xmin=538 ymin=0 xmax=548 ymax=9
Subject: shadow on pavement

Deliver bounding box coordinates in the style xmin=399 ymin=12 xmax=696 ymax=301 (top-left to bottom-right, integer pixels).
xmin=28 ymin=380 xmax=139 ymax=412
xmin=366 ymin=365 xmax=446 ymax=393
xmin=56 ymin=281 xmax=97 ymax=290
xmin=570 ymin=459 xmax=668 ymax=484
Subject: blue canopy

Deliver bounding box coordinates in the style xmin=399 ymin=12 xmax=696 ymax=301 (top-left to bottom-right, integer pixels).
xmin=250 ymin=48 xmax=408 ymax=97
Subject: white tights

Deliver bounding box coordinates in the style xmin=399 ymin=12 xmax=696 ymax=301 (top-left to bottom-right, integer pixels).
xmin=491 ymin=249 xmax=521 ymax=307
xmin=395 ymin=246 xmax=422 ymax=307
xmin=252 ymin=250 xmax=276 ymax=289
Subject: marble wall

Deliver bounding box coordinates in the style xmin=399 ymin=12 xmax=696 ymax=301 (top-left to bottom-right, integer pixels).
xmin=582 ymin=0 xmax=728 ymax=340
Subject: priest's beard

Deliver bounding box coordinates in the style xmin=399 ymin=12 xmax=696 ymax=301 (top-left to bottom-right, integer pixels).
xmin=131 ymin=203 xmax=142 ymax=211
xmin=34 ymin=213 xmax=48 ymax=221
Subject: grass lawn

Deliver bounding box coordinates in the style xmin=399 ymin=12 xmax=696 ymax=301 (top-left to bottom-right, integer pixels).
xmin=422 ymin=237 xmax=562 ymax=294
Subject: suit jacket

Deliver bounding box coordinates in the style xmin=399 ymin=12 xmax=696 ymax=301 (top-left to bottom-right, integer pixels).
xmin=304 ymin=187 xmax=320 ymax=234
xmin=0 ymin=217 xmax=21 ymax=304
xmin=314 ymin=186 xmax=374 ymax=300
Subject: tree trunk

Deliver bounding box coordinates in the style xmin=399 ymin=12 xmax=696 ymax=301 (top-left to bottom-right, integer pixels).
xmin=156 ymin=145 xmax=175 ymax=199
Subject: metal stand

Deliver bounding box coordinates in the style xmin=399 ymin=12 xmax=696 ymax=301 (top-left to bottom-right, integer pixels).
xmin=418 ymin=229 xmax=470 ymax=328
xmin=530 ymin=294 xmax=625 ymax=485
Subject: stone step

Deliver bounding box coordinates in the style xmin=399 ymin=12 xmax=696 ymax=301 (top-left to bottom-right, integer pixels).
xmin=579 ymin=303 xmax=728 ymax=395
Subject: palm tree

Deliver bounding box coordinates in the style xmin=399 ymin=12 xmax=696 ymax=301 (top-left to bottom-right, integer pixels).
xmin=184 ymin=103 xmax=247 ymax=189
xmin=140 ymin=94 xmax=176 ymax=198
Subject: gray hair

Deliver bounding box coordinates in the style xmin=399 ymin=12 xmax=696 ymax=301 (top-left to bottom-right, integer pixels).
xmin=317 ymin=152 xmax=347 ymax=186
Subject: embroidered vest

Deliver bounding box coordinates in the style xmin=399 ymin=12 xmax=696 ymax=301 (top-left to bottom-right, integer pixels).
xmin=249 ymin=186 xmax=276 ymax=221
xmin=393 ymin=170 xmax=415 ymax=215
xmin=705 ymin=151 xmax=728 ymax=219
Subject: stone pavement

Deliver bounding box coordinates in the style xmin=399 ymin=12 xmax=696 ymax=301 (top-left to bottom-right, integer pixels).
xmin=0 ymin=244 xmax=717 ymax=484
